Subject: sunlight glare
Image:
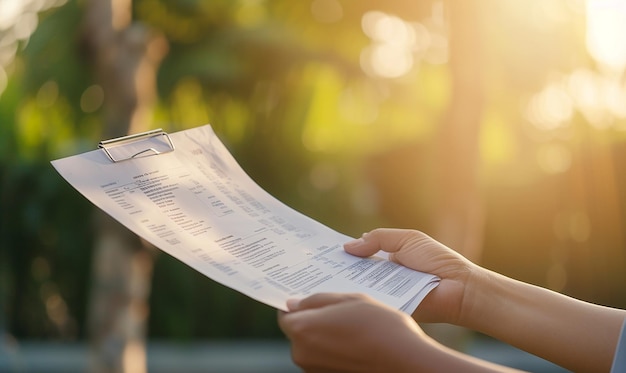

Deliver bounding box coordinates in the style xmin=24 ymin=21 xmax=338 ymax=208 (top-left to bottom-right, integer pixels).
xmin=586 ymin=0 xmax=626 ymax=72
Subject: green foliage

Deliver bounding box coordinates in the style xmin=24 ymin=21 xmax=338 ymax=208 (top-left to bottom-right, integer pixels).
xmin=1 ymin=160 xmax=94 ymax=338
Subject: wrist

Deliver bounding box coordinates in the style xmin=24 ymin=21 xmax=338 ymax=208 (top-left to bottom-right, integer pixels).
xmin=406 ymin=329 xmax=524 ymax=373
xmin=456 ymin=266 xmax=505 ymax=331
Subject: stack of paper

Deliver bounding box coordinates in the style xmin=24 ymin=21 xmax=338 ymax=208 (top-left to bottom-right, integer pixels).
xmin=52 ymin=125 xmax=439 ymax=313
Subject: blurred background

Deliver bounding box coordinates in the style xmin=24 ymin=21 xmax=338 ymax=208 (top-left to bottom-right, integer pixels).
xmin=0 ymin=0 xmax=625 ymax=372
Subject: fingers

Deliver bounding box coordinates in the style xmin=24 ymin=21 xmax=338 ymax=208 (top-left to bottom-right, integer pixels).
xmin=344 ymin=228 xmax=433 ymax=257
xmin=343 ymin=228 xmax=465 ymax=278
xmin=278 ymin=293 xmax=369 ymax=342
xmin=286 ymin=293 xmax=368 ymax=312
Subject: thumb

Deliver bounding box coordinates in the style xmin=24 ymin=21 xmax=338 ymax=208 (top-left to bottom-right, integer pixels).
xmin=344 ymin=228 xmax=430 ymax=257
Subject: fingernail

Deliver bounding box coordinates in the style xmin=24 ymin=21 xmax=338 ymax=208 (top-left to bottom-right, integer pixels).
xmin=344 ymin=237 xmax=365 ymax=249
xmin=286 ymin=298 xmax=301 ymax=310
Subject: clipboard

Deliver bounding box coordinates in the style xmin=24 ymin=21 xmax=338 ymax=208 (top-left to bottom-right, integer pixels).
xmin=52 ymin=124 xmax=440 ymax=313
xmin=98 ymin=128 xmax=175 ymax=163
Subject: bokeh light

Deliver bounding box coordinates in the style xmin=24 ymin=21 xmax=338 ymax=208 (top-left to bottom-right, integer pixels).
xmin=359 ymin=3 xmax=448 ymax=79
xmin=586 ymin=0 xmax=626 ymax=72
xmin=80 ymin=84 xmax=105 ymax=113
xmin=526 ymin=79 xmax=574 ymax=132
xmin=0 ymin=0 xmax=67 ymax=96
xmin=36 ymin=80 xmax=59 ymax=108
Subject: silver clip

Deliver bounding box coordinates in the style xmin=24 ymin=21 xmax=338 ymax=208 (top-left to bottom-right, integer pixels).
xmin=98 ymin=128 xmax=175 ymax=163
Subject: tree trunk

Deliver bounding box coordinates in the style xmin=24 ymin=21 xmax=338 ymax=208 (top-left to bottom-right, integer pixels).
xmin=81 ymin=1 xmax=168 ymax=372
xmin=425 ymin=0 xmax=486 ymax=349
xmin=433 ymin=0 xmax=485 ymax=262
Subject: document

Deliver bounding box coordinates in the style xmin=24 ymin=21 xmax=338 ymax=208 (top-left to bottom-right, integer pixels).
xmin=51 ymin=125 xmax=439 ymax=313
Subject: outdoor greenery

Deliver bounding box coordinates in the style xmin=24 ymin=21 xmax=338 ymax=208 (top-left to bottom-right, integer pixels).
xmin=1 ymin=0 xmax=625 ymax=343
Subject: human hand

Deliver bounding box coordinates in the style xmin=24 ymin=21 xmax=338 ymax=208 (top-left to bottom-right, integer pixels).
xmin=277 ymin=293 xmax=429 ymax=373
xmin=343 ymin=228 xmax=479 ymax=325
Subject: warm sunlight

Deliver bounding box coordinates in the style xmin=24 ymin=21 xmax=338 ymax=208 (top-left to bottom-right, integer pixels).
xmin=586 ymin=0 xmax=626 ymax=72
xmin=3 ymin=4 xmax=626 ymax=370
xmin=524 ymin=0 xmax=626 ymax=135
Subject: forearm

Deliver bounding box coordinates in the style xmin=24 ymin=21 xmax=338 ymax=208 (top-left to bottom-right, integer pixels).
xmin=408 ymin=335 xmax=527 ymax=373
xmin=461 ymin=269 xmax=626 ymax=373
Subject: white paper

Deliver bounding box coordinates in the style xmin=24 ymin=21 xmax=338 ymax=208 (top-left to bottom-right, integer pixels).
xmin=51 ymin=125 xmax=439 ymax=312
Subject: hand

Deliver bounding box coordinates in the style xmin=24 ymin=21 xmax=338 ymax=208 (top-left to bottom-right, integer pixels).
xmin=343 ymin=228 xmax=479 ymax=324
xmin=278 ymin=292 xmax=525 ymax=373
xmin=277 ymin=293 xmax=428 ymax=373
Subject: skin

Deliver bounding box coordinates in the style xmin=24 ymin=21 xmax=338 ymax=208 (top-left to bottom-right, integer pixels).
xmin=277 ymin=228 xmax=626 ymax=373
